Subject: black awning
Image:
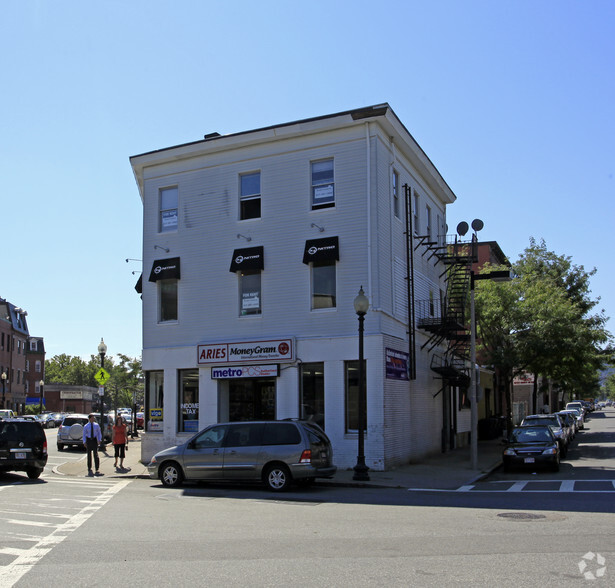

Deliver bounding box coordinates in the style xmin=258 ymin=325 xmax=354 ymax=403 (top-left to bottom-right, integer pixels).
xmin=229 ymin=246 xmax=264 ymax=272
xmin=134 ymin=274 xmax=143 ymax=293
xmin=303 ymin=236 xmax=339 ymax=264
xmin=148 ymin=257 xmax=181 ymax=282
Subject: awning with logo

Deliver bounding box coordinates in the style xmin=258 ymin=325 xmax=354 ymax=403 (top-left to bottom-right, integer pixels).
xmin=302 ymin=236 xmax=339 ymax=264
xmin=134 ymin=274 xmax=143 ymax=293
xmin=229 ymin=246 xmax=264 ymax=272
xmin=148 ymin=257 xmax=181 ymax=282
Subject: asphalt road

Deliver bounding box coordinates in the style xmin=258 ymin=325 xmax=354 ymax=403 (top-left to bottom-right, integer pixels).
xmin=1 ymin=411 xmax=614 ymax=587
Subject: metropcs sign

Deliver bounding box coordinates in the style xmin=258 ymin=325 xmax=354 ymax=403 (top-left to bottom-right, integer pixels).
xmin=197 ymin=338 xmax=294 ymax=365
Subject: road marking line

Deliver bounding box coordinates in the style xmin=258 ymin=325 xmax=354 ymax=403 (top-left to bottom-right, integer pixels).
xmin=0 ymin=480 xmax=130 ymax=588
xmin=559 ymin=480 xmax=575 ymax=492
xmin=507 ymin=481 xmax=527 ymax=492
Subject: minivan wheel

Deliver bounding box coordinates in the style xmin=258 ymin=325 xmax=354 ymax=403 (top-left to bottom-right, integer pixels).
xmin=264 ymin=464 xmax=291 ymax=492
xmin=160 ymin=461 xmax=184 ymax=488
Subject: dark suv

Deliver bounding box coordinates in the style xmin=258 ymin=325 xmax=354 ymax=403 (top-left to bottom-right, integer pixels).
xmin=0 ymin=418 xmax=48 ymax=479
xmin=148 ymin=420 xmax=337 ymax=491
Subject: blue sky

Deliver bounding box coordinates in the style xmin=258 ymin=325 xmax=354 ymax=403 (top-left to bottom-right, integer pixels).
xmin=1 ymin=0 xmax=613 ymax=361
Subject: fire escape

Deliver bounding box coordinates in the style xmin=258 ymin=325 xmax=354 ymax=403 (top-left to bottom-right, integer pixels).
xmin=411 ymin=225 xmax=478 ymax=391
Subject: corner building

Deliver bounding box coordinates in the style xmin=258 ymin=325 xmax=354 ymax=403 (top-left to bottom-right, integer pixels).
xmin=131 ymin=104 xmax=472 ymax=471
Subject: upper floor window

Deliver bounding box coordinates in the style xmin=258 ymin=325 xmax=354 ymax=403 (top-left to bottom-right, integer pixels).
xmin=35 ymin=360 xmax=41 ymax=372
xmin=159 ymin=279 xmax=178 ymax=322
xmin=30 ymin=340 xmax=37 ymax=351
xmin=393 ymin=170 xmax=400 ymax=218
xmin=426 ymin=205 xmax=432 ymax=240
xmin=311 ymin=159 xmax=334 ymax=210
xmin=311 ymin=261 xmax=336 ymax=309
xmin=159 ymin=187 xmax=178 ymax=233
xmin=413 ymin=192 xmax=420 ymax=234
xmin=239 ymin=270 xmax=262 ymax=316
xmin=240 ymin=172 xmax=261 ymax=220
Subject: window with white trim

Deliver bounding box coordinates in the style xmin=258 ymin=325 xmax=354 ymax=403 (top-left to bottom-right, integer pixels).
xmin=311 ymin=261 xmax=336 ymax=309
xmin=240 ymin=172 xmax=261 ymax=220
xmin=159 ymin=279 xmax=178 ymax=322
xmin=159 ymin=187 xmax=178 ymax=233
xmin=239 ymin=270 xmax=262 ymax=316
xmin=393 ymin=170 xmax=400 ymax=218
xmin=311 ymin=159 xmax=334 ymax=209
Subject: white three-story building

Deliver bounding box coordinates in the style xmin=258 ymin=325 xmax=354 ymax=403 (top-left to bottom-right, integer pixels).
xmin=131 ymin=104 xmax=473 ymax=470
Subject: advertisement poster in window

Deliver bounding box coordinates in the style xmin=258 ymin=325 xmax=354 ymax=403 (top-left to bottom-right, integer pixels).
xmin=149 ymin=408 xmax=163 ymax=431
xmin=314 ymin=184 xmax=334 ymax=204
xmin=242 ymin=291 xmax=260 ymax=310
xmin=161 ymin=209 xmax=178 ymax=230
xmin=385 ymin=348 xmax=410 ymax=380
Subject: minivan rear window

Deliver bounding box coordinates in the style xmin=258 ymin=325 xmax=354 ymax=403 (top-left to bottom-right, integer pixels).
xmin=262 ymin=423 xmax=301 ymax=445
xmin=0 ymin=422 xmax=44 ymax=443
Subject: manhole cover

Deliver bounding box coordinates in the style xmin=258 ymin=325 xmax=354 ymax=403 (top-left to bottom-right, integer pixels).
xmin=497 ymin=512 xmax=546 ymax=520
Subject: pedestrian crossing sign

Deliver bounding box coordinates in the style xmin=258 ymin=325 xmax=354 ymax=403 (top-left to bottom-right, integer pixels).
xmin=94 ymin=368 xmax=110 ymax=385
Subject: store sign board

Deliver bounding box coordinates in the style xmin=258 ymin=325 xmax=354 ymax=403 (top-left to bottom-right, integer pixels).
xmin=211 ymin=364 xmax=280 ymax=379
xmin=385 ymin=348 xmax=410 ymax=380
xmin=198 ymin=339 xmax=294 ymax=365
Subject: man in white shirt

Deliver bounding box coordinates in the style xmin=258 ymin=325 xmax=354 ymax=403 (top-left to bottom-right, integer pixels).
xmin=82 ymin=414 xmax=103 ymax=476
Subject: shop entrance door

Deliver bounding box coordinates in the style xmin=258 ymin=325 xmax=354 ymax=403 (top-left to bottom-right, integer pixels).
xmin=228 ymin=379 xmax=275 ymax=421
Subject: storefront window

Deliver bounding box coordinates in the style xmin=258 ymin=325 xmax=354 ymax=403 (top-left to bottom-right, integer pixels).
xmin=300 ymin=363 xmax=325 ymax=430
xmin=179 ymin=369 xmax=199 ymax=433
xmin=145 ymin=371 xmax=164 ymax=432
xmin=345 ymin=360 xmax=366 ymax=433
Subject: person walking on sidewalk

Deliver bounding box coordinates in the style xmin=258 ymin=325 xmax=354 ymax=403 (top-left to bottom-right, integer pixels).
xmin=82 ymin=414 xmax=103 ymax=476
xmin=112 ymin=415 xmax=129 ymax=470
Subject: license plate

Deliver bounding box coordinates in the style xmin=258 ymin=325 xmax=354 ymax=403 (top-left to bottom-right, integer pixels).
xmin=524 ymin=457 xmax=535 ymax=463
xmin=15 ymin=452 xmax=26 ymax=459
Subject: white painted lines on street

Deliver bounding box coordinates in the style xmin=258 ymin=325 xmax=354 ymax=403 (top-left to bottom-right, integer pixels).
xmin=410 ymin=479 xmax=615 ymax=493
xmin=0 ymin=479 xmax=130 ymax=588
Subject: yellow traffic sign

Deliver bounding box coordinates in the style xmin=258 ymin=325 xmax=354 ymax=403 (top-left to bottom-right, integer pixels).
xmin=94 ymin=368 xmax=110 ymax=385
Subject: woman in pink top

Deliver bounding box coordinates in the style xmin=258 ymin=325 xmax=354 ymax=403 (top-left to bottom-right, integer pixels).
xmin=112 ymin=415 xmax=129 ymax=470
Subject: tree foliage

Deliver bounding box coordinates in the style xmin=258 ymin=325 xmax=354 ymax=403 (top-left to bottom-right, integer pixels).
xmin=44 ymin=353 xmax=143 ymax=410
xmin=475 ymin=238 xmax=612 ymax=420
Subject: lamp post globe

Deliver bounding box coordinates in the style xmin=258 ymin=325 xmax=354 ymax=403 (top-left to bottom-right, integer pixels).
xmin=353 ymin=286 xmax=370 ymax=481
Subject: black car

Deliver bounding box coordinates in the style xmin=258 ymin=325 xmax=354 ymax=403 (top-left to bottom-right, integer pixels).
xmin=502 ymin=425 xmax=560 ymax=472
xmin=0 ymin=418 xmax=48 ymax=479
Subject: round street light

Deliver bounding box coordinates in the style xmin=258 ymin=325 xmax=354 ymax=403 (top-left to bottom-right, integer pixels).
xmin=38 ymin=380 xmax=45 ymax=415
xmin=353 ymin=286 xmax=370 ymax=481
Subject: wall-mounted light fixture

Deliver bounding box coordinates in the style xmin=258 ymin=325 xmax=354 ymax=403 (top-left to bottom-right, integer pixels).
xmin=310 ymin=223 xmax=325 ymax=232
xmin=154 ymin=245 xmax=170 ymax=253
xmin=237 ymin=234 xmax=252 ymax=242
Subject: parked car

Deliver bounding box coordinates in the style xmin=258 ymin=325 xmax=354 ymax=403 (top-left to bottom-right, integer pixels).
xmin=555 ymin=411 xmax=577 ymax=438
xmin=0 ymin=418 xmax=48 ymax=479
xmin=502 ymin=426 xmax=560 ymax=472
xmin=148 ymin=420 xmax=337 ymax=491
xmin=566 ymin=402 xmax=586 ymax=420
xmin=565 ymin=406 xmax=585 ymax=429
xmin=0 ymin=409 xmax=17 ymax=420
xmin=520 ymin=414 xmax=569 ymax=457
xmin=57 ymin=414 xmax=113 ymax=450
xmin=37 ymin=414 xmax=57 ymax=428
xmin=557 ymin=410 xmax=581 ymax=435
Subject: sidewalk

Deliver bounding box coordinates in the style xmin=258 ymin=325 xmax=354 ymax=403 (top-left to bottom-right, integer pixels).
xmin=54 ymin=435 xmax=150 ymax=479
xmin=55 ymin=436 xmax=503 ymax=490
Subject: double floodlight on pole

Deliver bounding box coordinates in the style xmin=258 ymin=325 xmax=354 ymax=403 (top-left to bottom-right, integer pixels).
xmin=470 ymin=269 xmax=512 ymax=470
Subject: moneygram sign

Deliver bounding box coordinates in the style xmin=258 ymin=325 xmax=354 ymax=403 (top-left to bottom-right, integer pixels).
xmin=197 ymin=338 xmax=294 ymax=365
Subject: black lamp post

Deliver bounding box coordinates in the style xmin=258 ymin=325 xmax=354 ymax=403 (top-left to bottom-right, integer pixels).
xmin=38 ymin=380 xmax=45 ymax=414
xmin=353 ymin=286 xmax=370 ymax=481
xmin=98 ymin=338 xmax=107 ymax=450
xmin=1 ymin=372 xmax=6 ymax=409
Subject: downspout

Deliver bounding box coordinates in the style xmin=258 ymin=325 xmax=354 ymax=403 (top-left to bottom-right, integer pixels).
xmin=365 ymin=122 xmax=373 ymax=300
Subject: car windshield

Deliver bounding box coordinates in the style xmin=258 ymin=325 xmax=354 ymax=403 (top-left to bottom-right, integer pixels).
xmin=523 ymin=417 xmax=559 ymax=427
xmin=510 ymin=427 xmax=553 ymax=443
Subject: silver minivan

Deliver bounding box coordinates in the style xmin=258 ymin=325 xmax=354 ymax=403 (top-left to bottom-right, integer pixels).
xmin=148 ymin=420 xmax=337 ymax=491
